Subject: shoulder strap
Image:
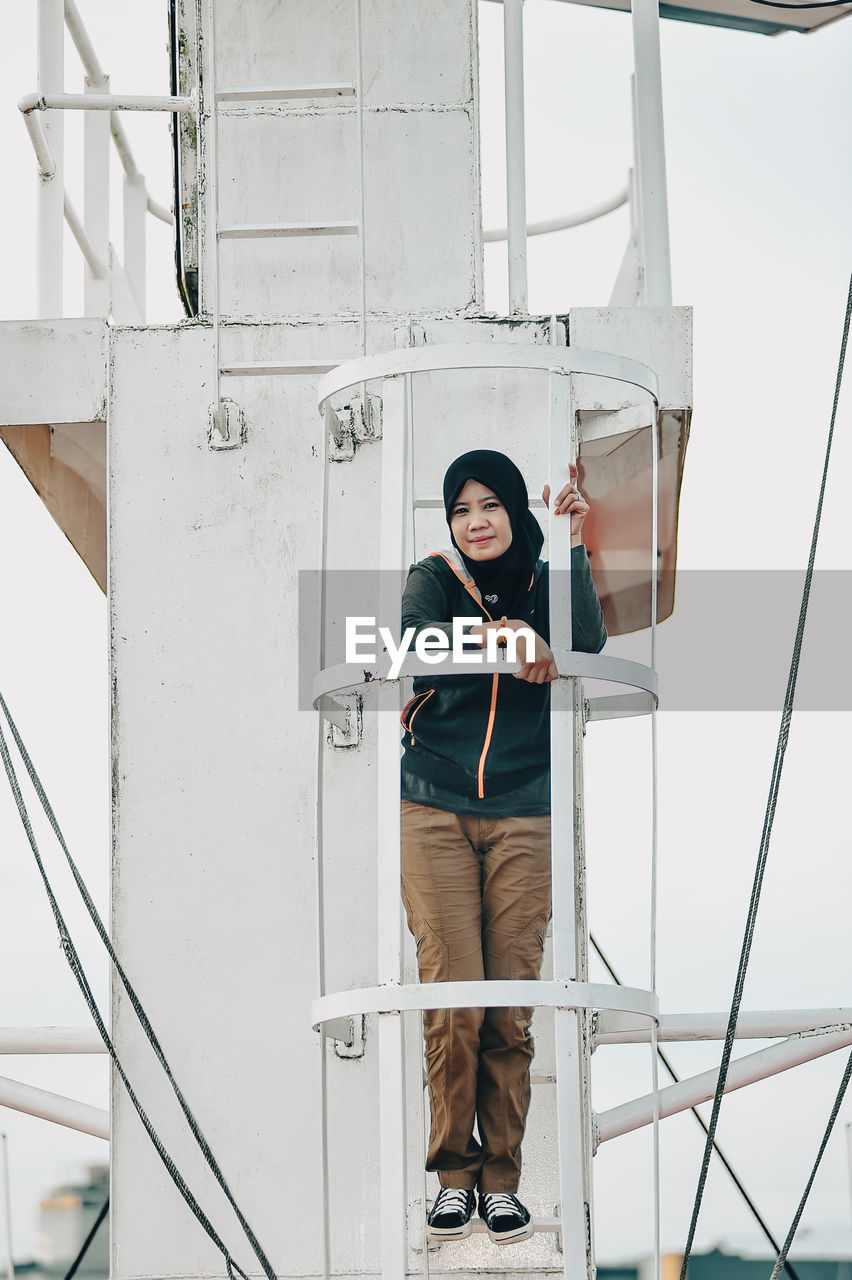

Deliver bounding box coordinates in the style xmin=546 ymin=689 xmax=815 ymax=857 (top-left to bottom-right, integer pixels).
xmin=428 ymin=550 xmax=486 ymax=610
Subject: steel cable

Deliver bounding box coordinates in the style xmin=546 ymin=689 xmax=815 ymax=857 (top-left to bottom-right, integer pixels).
xmin=0 ymin=692 xmax=278 ymax=1280
xmin=679 ymin=273 xmax=852 ymax=1280
xmin=62 ymin=1195 xmax=109 ymax=1280
xmin=590 ymin=934 xmax=801 ymax=1280
xmin=768 ymin=1049 xmax=852 ymax=1280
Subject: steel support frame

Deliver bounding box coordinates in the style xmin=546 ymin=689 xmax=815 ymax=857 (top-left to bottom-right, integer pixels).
xmin=0 ymin=1073 xmax=108 ymax=1140
xmin=596 ymin=1023 xmax=852 ymax=1145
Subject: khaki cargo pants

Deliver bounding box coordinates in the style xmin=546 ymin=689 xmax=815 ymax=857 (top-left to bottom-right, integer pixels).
xmin=401 ymin=799 xmax=551 ymax=1193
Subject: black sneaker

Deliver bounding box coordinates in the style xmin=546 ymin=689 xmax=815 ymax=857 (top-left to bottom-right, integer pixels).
xmin=478 ymin=1192 xmax=534 ymax=1245
xmin=426 ymin=1187 xmax=476 ymax=1241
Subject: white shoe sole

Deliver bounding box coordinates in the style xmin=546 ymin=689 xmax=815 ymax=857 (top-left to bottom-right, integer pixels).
xmin=426 ymin=1221 xmax=473 ymax=1242
xmin=486 ymin=1220 xmax=535 ymax=1245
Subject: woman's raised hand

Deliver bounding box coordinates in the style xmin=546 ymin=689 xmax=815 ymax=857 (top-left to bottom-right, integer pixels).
xmin=542 ymin=461 xmax=589 ymax=546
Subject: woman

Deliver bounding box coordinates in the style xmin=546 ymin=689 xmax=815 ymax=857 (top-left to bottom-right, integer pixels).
xmin=399 ymin=449 xmax=607 ymax=1247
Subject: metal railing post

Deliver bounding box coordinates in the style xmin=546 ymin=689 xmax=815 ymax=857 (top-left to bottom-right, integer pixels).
xmin=631 ymin=0 xmax=672 ymax=306
xmin=548 ymin=360 xmax=594 ymax=1279
xmin=84 ymin=72 xmax=112 ymax=317
xmin=37 ymin=0 xmax=64 ymax=317
xmin=123 ymin=171 xmax=148 ymax=318
xmin=377 ymin=376 xmax=408 ymax=1278
xmin=503 ymin=0 xmax=528 ymax=315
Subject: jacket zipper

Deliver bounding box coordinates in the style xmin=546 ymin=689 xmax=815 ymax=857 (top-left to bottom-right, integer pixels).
xmin=402 ymin=688 xmax=435 ymax=745
xmin=476 ymin=674 xmax=500 ymax=799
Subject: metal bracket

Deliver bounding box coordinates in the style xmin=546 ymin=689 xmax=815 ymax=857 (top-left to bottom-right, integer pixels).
xmin=332 ymin=1014 xmax=366 ymax=1060
xmin=327 ymin=393 xmax=382 ymax=461
xmin=325 ymin=694 xmax=362 ymax=748
xmin=207 ymin=397 xmax=247 ymax=450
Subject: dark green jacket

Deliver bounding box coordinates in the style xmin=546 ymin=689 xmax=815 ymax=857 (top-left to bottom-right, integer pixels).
xmin=400 ymin=545 xmax=606 ymax=815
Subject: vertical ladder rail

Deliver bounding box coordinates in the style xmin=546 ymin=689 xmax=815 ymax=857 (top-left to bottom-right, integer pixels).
xmin=649 ymin=397 xmax=662 ymax=1280
xmin=315 ymin=399 xmax=335 ymax=1280
xmin=503 ymin=0 xmax=528 ymax=315
xmin=377 ymin=376 xmax=409 ymax=1278
xmin=548 ymin=363 xmax=593 ymax=1279
xmin=202 ymin=0 xmax=226 ymax=445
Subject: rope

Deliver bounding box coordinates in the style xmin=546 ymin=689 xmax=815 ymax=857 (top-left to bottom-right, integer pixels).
xmin=679 ymin=272 xmax=852 ymax=1280
xmin=590 ymin=934 xmax=802 ymax=1280
xmin=767 ymin=1049 xmax=852 ymax=1280
xmin=62 ymin=1195 xmax=109 ymax=1280
xmin=0 ymin=692 xmax=278 ymax=1280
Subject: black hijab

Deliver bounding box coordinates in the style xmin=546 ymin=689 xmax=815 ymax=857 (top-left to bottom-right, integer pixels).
xmin=442 ymin=450 xmax=544 ymax=618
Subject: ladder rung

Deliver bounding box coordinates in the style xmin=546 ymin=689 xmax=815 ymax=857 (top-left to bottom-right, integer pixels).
xmin=220 ymin=360 xmax=350 ymax=377
xmin=218 ymin=222 xmax=359 ymax=240
xmin=468 ymin=1217 xmax=561 ymax=1234
xmin=414 ymin=494 xmax=546 ymax=509
xmin=216 ymin=83 xmax=356 ymax=103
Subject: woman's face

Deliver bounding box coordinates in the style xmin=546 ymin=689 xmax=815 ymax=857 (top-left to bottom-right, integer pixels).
xmin=450 ymin=479 xmax=513 ymax=561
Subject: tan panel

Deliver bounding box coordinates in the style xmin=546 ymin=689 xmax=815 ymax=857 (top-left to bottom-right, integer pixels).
xmin=1 ymin=424 xmax=106 ymax=592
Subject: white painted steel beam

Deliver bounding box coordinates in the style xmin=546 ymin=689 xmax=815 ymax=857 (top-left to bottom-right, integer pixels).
xmin=596 ymin=1025 xmax=852 ymax=1144
xmin=146 ymin=196 xmax=173 ymax=225
xmin=37 ymin=0 xmax=64 ymax=317
xmin=0 ymin=1074 xmax=108 ymax=1140
xmin=631 ymin=0 xmax=673 ymax=304
xmin=19 ymin=92 xmax=194 ymax=113
xmin=64 ymin=0 xmax=106 ymax=85
xmin=596 ymin=1009 xmax=852 ymax=1044
xmin=63 ymin=194 xmax=107 ymax=279
xmin=0 ymin=1028 xmax=105 ymax=1054
xmin=22 ymin=108 xmax=55 ymax=177
xmin=217 ymin=222 xmax=359 ymax=239
xmin=215 ymin=83 xmax=356 ymax=103
xmin=84 ymin=73 xmax=110 ymax=316
xmin=123 ymin=171 xmax=147 ymax=318
xmin=503 ymin=0 xmax=528 ymax=313
xmin=484 ymin=184 xmax=629 ymax=241
xmin=221 ymin=360 xmax=349 ymax=377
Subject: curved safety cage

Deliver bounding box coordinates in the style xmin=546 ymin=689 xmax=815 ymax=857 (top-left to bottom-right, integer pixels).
xmin=312 ymin=339 xmax=663 ymax=1280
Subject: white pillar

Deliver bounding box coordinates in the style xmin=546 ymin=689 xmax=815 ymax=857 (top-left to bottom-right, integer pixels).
xmin=37 ymin=0 xmax=64 ymax=318
xmin=631 ymin=0 xmax=672 ymax=306
xmin=503 ymin=0 xmax=528 ymax=315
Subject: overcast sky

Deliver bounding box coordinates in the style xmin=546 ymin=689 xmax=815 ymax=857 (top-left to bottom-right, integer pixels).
xmin=1 ymin=0 xmax=852 ymax=1268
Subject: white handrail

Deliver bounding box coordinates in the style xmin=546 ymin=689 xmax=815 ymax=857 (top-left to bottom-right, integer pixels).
xmin=0 ymin=1072 xmax=109 ymax=1140
xmin=19 ymin=91 xmax=193 ymax=113
xmin=22 ymin=0 xmax=185 ymax=318
xmin=484 ymin=183 xmax=630 ymax=242
xmin=64 ymin=192 xmax=107 ymax=277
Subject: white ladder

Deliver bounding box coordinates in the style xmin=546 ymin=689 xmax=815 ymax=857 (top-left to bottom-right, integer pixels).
xmin=310 ymin=332 xmax=663 ymax=1279
xmin=198 ymin=0 xmax=369 ymax=449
